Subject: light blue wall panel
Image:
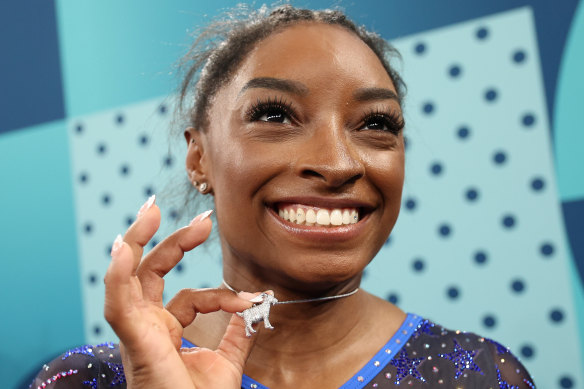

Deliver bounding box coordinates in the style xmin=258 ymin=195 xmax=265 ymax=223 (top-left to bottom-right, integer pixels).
xmin=55 ymin=0 xmax=239 ymax=117
xmin=555 ymin=1 xmax=584 ymax=201
xmin=0 ymin=120 xmax=83 ymax=389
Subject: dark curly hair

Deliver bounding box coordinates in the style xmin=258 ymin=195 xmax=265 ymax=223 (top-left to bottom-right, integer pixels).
xmin=177 ymin=3 xmax=406 ymax=133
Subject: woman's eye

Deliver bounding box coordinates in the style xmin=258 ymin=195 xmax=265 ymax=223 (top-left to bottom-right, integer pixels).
xmin=361 ymin=113 xmax=404 ymax=135
xmin=257 ymin=109 xmax=291 ymax=124
xmin=365 ymin=117 xmax=387 ymax=130
xmin=363 ymin=116 xmax=387 ymax=130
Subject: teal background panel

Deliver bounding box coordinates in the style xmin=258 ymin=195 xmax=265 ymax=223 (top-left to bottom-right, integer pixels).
xmin=55 ymin=0 xmax=237 ymax=118
xmin=0 ymin=120 xmax=84 ymax=389
xmin=555 ymin=0 xmax=584 ymax=202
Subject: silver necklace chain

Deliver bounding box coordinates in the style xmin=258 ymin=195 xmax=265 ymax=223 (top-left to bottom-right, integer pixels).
xmin=222 ymin=279 xmax=359 ymax=305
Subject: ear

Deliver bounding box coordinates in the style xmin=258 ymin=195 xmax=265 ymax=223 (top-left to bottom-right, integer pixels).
xmin=184 ymin=127 xmax=212 ymax=194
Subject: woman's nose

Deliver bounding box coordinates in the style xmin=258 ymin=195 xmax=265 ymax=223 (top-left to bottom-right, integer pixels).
xmin=296 ymin=123 xmax=364 ymax=188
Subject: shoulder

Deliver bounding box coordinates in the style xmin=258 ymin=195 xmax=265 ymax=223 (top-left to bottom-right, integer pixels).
xmin=30 ymin=342 xmax=126 ymax=389
xmin=395 ymin=317 xmax=536 ymax=388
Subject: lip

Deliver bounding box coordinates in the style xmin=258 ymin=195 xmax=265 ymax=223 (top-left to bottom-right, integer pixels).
xmin=265 ymin=196 xmax=374 ymax=242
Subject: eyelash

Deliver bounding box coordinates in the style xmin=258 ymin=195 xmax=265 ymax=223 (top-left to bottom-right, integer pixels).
xmin=360 ymin=109 xmax=405 ymax=135
xmin=246 ymin=97 xmax=405 ymax=135
xmin=246 ymin=97 xmax=296 ymax=123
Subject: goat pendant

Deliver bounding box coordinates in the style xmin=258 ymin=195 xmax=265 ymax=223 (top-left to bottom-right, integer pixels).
xmin=236 ymin=292 xmax=279 ymax=337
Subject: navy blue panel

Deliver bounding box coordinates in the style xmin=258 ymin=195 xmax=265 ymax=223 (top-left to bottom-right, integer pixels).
xmin=308 ymin=0 xmax=580 ymax=130
xmin=562 ymin=198 xmax=584 ymax=286
xmin=0 ymin=0 xmax=64 ymax=134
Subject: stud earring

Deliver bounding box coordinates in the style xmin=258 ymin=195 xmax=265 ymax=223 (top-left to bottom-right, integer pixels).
xmin=199 ymin=182 xmax=208 ymax=193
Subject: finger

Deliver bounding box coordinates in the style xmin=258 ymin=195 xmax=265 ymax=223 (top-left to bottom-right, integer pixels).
xmin=137 ymin=211 xmax=213 ymax=302
xmin=166 ymin=288 xmax=254 ymax=328
xmin=216 ymin=314 xmax=257 ymax=373
xmin=104 ymin=236 xmax=142 ymax=341
xmin=123 ymin=196 xmax=161 ymax=270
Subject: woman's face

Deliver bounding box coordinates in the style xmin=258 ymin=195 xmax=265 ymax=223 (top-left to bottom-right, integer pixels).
xmin=192 ymin=23 xmax=404 ymax=290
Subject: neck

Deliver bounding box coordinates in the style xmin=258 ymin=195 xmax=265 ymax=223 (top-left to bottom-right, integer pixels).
xmin=183 ymin=279 xmax=405 ymax=388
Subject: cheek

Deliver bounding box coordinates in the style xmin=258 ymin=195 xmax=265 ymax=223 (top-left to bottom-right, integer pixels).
xmin=368 ymin=151 xmax=405 ymax=214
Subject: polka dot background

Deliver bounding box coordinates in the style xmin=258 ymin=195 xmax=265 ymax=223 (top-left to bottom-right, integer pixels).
xmin=68 ymin=7 xmax=582 ymax=388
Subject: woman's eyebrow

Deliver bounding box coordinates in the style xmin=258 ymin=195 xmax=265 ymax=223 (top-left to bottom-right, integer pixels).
xmin=239 ymin=77 xmax=309 ymax=96
xmin=353 ymin=87 xmax=399 ymax=102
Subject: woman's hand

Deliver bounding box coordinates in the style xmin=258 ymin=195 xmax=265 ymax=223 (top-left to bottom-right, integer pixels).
xmin=104 ymin=196 xmax=256 ymax=389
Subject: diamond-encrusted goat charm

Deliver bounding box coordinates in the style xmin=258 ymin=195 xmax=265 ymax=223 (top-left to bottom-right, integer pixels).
xmin=236 ymin=292 xmax=278 ymax=337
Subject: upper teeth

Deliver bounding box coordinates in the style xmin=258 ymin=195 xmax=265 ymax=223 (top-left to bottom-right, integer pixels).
xmin=278 ymin=206 xmax=359 ymax=226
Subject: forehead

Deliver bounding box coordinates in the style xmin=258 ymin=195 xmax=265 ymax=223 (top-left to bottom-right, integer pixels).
xmin=226 ymin=22 xmax=395 ymax=95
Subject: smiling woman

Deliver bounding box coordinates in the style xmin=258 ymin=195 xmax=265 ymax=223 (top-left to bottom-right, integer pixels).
xmin=31 ymin=4 xmax=535 ymax=389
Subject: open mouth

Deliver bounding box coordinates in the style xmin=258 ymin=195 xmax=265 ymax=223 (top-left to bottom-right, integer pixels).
xmin=273 ymin=203 xmax=366 ymax=227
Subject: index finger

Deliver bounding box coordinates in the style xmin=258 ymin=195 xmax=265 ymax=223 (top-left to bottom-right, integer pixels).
xmin=136 ymin=210 xmax=213 ymax=303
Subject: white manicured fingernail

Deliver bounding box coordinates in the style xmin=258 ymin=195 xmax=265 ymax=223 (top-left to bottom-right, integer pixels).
xmin=137 ymin=195 xmax=156 ymax=218
xmin=110 ymin=234 xmax=123 ymax=258
xmin=189 ymin=209 xmax=213 ymax=225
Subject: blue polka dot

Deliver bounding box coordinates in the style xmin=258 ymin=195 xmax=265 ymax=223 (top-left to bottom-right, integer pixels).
xmin=169 ymin=209 xmax=179 ymax=220
xmin=115 ymin=114 xmax=124 ymax=124
xmin=457 ymin=126 xmax=470 ymax=139
xmin=448 ymin=64 xmax=462 ymax=78
xmin=387 ymin=293 xmax=399 ymax=304
xmin=422 ymin=102 xmax=435 ymax=114
xmin=83 ymin=223 xmax=93 ymax=234
xmin=362 ymin=268 xmax=368 ymax=279
xmin=79 ymin=172 xmax=89 ymax=184
xmin=88 ymin=273 xmax=97 ymax=284
xmin=159 ymin=104 xmax=167 ymax=114
xmin=405 ymin=197 xmax=417 ymax=211
xmin=414 ymin=42 xmax=426 ymax=54
xmin=447 ymin=286 xmax=460 ymax=299
xmin=522 ymin=113 xmax=536 ymax=127
xmin=96 ymin=143 xmax=107 ymax=155
xmin=430 ymin=162 xmax=443 ymax=176
xmin=540 ymin=242 xmax=555 ymax=257
xmin=511 ymin=279 xmax=525 ymax=293
xmin=493 ymin=151 xmax=507 ymax=165
xmin=404 ymin=135 xmax=410 ymax=150
xmin=126 ymin=216 xmax=134 ymax=226
xmin=476 ymin=26 xmax=489 ymax=40
xmin=465 ymin=188 xmax=479 ymax=202
xmin=560 ymin=376 xmax=574 ymax=388
xmin=150 ymin=239 xmax=158 ymax=248
xmin=144 ymin=186 xmax=154 ymax=196
xmin=438 ymin=223 xmax=452 ymax=237
xmin=163 ymin=155 xmax=174 ymax=167
xmin=502 ymin=214 xmax=516 ymax=228
xmin=93 ymin=325 xmax=101 ymax=335
xmin=550 ymin=308 xmax=565 ymax=323
xmin=520 ymin=344 xmax=534 ymax=359
xmin=105 ymin=244 xmax=112 ymax=256
xmin=412 ymin=258 xmax=425 ymax=272
xmin=513 ymin=49 xmax=526 ymax=63
xmin=120 ymin=164 xmax=130 ymax=176
xmin=530 ymin=177 xmax=545 ymax=191
xmin=176 ymin=263 xmax=184 ymax=273
xmin=75 ymin=123 xmax=83 ymax=134
xmin=484 ymin=88 xmax=498 ymax=102
xmin=102 ymin=194 xmax=112 ymax=205
xmin=139 ymin=134 xmax=149 ymax=145
xmin=384 ymin=236 xmax=392 ymax=247
xmin=474 ymin=250 xmax=488 ymax=265
xmin=483 ymin=315 xmax=497 ymax=328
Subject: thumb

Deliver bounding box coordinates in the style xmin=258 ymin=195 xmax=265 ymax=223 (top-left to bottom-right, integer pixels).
xmin=215 ymin=314 xmax=257 ymax=373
